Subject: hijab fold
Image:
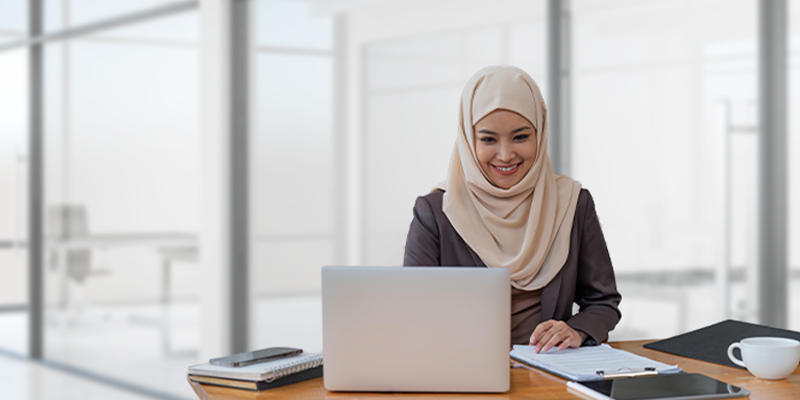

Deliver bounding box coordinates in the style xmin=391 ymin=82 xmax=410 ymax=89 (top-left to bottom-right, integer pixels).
xmin=437 ymin=66 xmax=581 ymax=291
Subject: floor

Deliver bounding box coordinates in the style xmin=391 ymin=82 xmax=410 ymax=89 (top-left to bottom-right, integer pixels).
xmin=0 ymin=353 xmax=154 ymax=400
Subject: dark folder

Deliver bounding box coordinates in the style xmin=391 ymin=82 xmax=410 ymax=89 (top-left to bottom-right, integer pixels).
xmin=189 ymin=365 xmax=323 ymax=391
xmin=644 ymin=319 xmax=800 ymax=369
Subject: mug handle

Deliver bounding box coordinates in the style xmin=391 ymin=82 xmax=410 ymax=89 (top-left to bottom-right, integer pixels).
xmin=727 ymin=342 xmax=747 ymax=368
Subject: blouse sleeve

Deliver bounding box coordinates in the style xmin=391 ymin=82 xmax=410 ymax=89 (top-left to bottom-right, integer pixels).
xmin=403 ymin=195 xmax=441 ymax=266
xmin=566 ymin=190 xmax=623 ymax=344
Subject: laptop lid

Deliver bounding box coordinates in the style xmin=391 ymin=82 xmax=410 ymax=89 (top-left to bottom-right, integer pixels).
xmin=322 ymin=266 xmax=510 ymax=393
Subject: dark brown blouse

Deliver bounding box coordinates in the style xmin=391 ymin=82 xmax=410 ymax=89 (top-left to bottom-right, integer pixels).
xmin=511 ymin=287 xmax=542 ymax=345
xmin=403 ymin=188 xmax=622 ymax=345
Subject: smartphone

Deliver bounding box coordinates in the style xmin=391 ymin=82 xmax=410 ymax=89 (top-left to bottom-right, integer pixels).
xmin=210 ymin=347 xmax=302 ymax=367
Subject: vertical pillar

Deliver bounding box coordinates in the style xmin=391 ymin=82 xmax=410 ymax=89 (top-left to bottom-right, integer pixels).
xmin=28 ymin=0 xmax=44 ymax=360
xmin=758 ymin=0 xmax=788 ymax=328
xmin=230 ymin=0 xmax=250 ymax=354
xmin=333 ymin=15 xmax=348 ymax=265
xmin=715 ymin=103 xmax=731 ymax=321
xmin=547 ymin=0 xmax=571 ymax=175
xmin=199 ymin=0 xmax=250 ymax=359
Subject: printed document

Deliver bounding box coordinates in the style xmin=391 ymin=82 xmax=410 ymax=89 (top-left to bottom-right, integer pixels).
xmin=510 ymin=344 xmax=680 ymax=381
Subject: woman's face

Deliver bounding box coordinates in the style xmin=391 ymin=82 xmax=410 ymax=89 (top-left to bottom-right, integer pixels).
xmin=474 ymin=109 xmax=537 ymax=189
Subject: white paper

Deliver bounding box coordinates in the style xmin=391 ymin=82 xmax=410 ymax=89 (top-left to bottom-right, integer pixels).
xmin=510 ymin=344 xmax=680 ymax=381
xmin=187 ymin=353 xmax=323 ymax=382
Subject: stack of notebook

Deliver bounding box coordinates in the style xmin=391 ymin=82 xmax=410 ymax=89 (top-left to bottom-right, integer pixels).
xmin=188 ymin=352 xmax=323 ymax=391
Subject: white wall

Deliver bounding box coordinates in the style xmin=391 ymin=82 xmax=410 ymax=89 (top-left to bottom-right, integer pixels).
xmin=343 ymin=0 xmax=548 ymax=264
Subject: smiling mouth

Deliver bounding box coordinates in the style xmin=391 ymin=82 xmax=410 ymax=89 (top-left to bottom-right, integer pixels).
xmin=492 ymin=163 xmax=522 ymax=175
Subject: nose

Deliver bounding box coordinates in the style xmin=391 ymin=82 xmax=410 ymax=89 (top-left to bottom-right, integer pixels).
xmin=496 ymin=142 xmax=516 ymax=163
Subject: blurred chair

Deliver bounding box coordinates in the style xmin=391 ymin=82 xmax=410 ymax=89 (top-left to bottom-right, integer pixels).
xmin=46 ymin=205 xmax=109 ymax=320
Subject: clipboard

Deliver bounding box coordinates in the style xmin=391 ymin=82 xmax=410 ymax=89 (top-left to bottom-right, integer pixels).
xmin=510 ymin=344 xmax=681 ymax=382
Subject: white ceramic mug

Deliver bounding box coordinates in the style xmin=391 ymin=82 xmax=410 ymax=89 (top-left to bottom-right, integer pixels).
xmin=727 ymin=337 xmax=800 ymax=380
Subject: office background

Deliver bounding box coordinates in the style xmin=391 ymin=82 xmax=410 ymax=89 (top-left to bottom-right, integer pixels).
xmin=0 ymin=0 xmax=799 ymax=399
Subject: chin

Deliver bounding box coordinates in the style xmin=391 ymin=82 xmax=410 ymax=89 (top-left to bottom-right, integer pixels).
xmin=493 ymin=178 xmax=517 ymax=189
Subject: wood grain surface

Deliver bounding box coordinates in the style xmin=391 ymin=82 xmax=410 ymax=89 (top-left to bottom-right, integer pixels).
xmin=189 ymin=340 xmax=800 ymax=400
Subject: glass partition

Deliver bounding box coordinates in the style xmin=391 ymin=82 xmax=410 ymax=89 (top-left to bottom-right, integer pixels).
xmin=0 ymin=46 xmax=29 ymax=356
xmin=44 ymin=0 xmax=191 ymax=33
xmin=4 ymin=3 xmax=798 ymax=399
xmin=0 ymin=2 xmax=29 ymax=357
xmin=571 ymin=0 xmax=759 ymax=339
xmin=256 ymin=0 xmax=332 ymax=50
xmin=362 ymin=1 xmax=547 ymax=266
xmin=41 ymin=4 xmax=200 ymax=398
xmin=789 ymin=0 xmax=800 ymax=331
xmin=250 ymin=0 xmax=549 ymax=354
xmin=0 ymin=0 xmax=26 ymax=45
xmin=250 ymin=0 xmax=335 ymax=354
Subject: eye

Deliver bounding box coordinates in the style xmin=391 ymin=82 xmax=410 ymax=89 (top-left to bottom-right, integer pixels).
xmin=479 ymin=136 xmax=496 ymax=143
xmin=513 ymin=134 xmax=530 ymax=141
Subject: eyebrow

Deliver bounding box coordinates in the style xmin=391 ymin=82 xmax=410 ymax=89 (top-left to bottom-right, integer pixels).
xmin=477 ymin=126 xmax=532 ymax=135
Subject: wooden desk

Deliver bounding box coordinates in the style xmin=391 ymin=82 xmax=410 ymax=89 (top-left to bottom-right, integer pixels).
xmin=188 ymin=340 xmax=800 ymax=400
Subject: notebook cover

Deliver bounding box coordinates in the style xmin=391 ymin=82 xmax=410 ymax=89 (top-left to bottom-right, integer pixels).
xmin=643 ymin=319 xmax=800 ymax=369
xmin=188 ymin=353 xmax=322 ymax=381
xmin=190 ymin=365 xmax=323 ymax=391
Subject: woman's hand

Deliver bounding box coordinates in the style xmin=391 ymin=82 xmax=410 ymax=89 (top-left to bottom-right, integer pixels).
xmin=529 ymin=320 xmax=585 ymax=353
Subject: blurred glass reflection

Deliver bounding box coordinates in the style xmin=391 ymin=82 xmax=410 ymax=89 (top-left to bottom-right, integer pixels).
xmin=256 ymin=0 xmax=333 ymax=50
xmin=0 ymin=47 xmax=29 ymax=356
xmin=44 ymin=0 xmax=190 ymax=33
xmin=0 ymin=1 xmax=799 ymax=399
xmin=572 ymin=0 xmax=760 ymax=339
xmin=40 ymin=5 xmax=200 ymax=399
xmin=362 ymin=1 xmax=548 ymax=266
xmin=789 ymin=0 xmax=800 ymax=331
xmin=250 ymin=0 xmax=335 ymax=354
xmin=0 ymin=0 xmax=26 ymax=45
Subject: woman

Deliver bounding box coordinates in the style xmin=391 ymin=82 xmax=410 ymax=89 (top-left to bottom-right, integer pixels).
xmin=403 ymin=65 xmax=621 ymax=352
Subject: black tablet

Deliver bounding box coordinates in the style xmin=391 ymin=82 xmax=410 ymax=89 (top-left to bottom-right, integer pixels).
xmin=567 ymin=373 xmax=750 ymax=400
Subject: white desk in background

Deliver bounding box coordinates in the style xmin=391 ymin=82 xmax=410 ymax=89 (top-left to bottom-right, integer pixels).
xmin=50 ymin=233 xmax=198 ymax=355
xmin=0 ymin=240 xmax=23 ymax=249
xmin=1 ymin=234 xmax=198 ymax=355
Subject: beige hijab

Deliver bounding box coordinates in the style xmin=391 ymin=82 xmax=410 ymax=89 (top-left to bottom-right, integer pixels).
xmin=438 ymin=65 xmax=581 ymax=291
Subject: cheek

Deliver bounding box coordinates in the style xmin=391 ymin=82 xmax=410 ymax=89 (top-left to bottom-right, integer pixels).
xmin=522 ymin=142 xmax=538 ymax=163
xmin=474 ymin=143 xmax=493 ymax=165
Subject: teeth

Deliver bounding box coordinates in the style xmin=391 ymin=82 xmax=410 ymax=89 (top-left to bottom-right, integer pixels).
xmin=496 ymin=164 xmax=518 ymax=172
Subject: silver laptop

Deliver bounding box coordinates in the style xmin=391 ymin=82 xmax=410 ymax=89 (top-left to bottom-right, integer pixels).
xmin=322 ymin=266 xmax=510 ymax=393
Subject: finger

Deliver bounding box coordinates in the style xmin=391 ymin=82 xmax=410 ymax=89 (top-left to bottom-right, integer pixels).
xmin=530 ymin=321 xmax=552 ymax=344
xmin=530 ymin=321 xmax=556 ymax=346
xmin=551 ymin=321 xmax=568 ymax=330
xmin=557 ymin=333 xmax=581 ymax=351
xmin=541 ymin=331 xmax=568 ymax=353
xmin=533 ymin=328 xmax=558 ymax=353
xmin=553 ymin=324 xmax=581 ymax=351
xmin=532 ymin=328 xmax=553 ymax=351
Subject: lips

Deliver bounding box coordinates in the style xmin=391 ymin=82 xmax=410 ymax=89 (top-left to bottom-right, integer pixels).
xmin=491 ymin=162 xmax=522 ymax=176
